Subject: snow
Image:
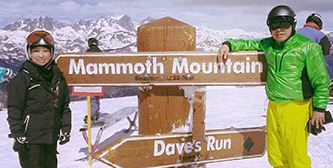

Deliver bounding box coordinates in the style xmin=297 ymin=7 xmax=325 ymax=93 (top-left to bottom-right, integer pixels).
xmin=1 ymin=86 xmax=333 ymax=168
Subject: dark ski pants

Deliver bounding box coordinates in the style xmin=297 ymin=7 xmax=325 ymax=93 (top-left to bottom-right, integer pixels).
xmin=18 ymin=143 xmax=57 ymax=168
xmin=90 ymin=96 xmax=100 ymax=116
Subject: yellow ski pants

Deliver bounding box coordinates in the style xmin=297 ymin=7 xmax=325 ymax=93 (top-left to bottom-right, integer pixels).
xmin=266 ymin=99 xmax=311 ymax=168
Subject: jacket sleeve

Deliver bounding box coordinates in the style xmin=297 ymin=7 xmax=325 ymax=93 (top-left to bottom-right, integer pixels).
xmin=61 ymin=82 xmax=72 ymax=134
xmin=306 ymin=44 xmax=330 ymax=111
xmin=319 ymin=35 xmax=331 ymax=56
xmin=228 ymin=39 xmax=262 ymax=51
xmin=7 ymin=72 xmax=28 ymax=138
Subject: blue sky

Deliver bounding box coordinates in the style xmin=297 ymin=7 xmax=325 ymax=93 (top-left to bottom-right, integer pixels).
xmin=0 ymin=0 xmax=332 ymax=33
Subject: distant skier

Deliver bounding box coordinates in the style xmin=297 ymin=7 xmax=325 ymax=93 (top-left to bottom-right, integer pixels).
xmin=0 ymin=66 xmax=13 ymax=83
xmin=297 ymin=13 xmax=331 ymax=56
xmin=84 ymin=37 xmax=102 ymax=123
xmin=218 ymin=5 xmax=330 ymax=168
xmin=297 ymin=13 xmax=332 ymax=77
xmin=7 ymin=30 xmax=72 ymax=168
xmin=297 ymin=13 xmax=333 ymax=97
xmin=87 ymin=37 xmax=102 ymax=53
xmin=0 ymin=66 xmax=12 ymax=111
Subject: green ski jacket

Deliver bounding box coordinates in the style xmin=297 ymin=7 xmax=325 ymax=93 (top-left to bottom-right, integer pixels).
xmin=227 ymin=33 xmax=330 ymax=111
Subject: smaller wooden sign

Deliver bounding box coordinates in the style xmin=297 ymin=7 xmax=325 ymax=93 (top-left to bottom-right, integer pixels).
xmin=93 ymin=127 xmax=266 ymax=168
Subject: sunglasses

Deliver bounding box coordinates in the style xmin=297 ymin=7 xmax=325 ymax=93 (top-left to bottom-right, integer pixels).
xmin=27 ymin=31 xmax=54 ymax=46
xmin=269 ymin=22 xmax=292 ymax=30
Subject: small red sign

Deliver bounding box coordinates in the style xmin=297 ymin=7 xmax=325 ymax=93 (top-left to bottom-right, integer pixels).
xmin=71 ymin=86 xmax=104 ymax=96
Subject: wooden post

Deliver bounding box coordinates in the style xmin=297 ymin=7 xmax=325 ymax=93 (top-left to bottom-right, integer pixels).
xmin=137 ymin=17 xmax=197 ymax=135
xmin=192 ymin=91 xmax=206 ymax=141
xmin=86 ymin=96 xmax=93 ymax=166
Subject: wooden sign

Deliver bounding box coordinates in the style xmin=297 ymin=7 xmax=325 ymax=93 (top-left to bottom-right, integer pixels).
xmin=93 ymin=127 xmax=265 ymax=168
xmin=55 ymin=51 xmax=267 ymax=86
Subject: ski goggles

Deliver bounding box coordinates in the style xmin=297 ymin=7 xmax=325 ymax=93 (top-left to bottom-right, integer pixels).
xmin=269 ymin=22 xmax=292 ymax=30
xmin=27 ymin=30 xmax=54 ymax=46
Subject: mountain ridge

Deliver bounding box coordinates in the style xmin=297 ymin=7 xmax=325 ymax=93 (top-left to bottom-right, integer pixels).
xmin=0 ymin=15 xmax=268 ymax=107
xmin=0 ymin=16 xmax=268 ymax=70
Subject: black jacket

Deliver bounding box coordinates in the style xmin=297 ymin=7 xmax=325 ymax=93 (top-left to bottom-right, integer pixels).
xmin=87 ymin=45 xmax=102 ymax=52
xmin=7 ymin=61 xmax=71 ymax=144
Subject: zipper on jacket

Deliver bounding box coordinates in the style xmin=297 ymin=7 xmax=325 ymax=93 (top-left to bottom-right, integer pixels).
xmin=23 ymin=115 xmax=30 ymax=134
xmin=278 ymin=52 xmax=287 ymax=72
xmin=52 ymin=79 xmax=61 ymax=108
xmin=275 ymin=53 xmax=278 ymax=71
xmin=274 ymin=51 xmax=287 ymax=72
xmin=54 ymin=80 xmax=60 ymax=96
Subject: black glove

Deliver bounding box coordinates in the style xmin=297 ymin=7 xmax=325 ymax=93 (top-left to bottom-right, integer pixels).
xmin=307 ymin=111 xmax=333 ymax=136
xmin=325 ymin=110 xmax=333 ymax=124
xmin=59 ymin=132 xmax=70 ymax=145
xmin=13 ymin=137 xmax=28 ymax=152
xmin=307 ymin=121 xmax=325 ymax=136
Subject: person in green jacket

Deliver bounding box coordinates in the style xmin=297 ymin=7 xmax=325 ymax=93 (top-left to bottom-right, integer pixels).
xmin=218 ymin=5 xmax=330 ymax=168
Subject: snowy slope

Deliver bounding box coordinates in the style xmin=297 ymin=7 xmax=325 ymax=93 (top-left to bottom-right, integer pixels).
xmin=1 ymin=86 xmax=333 ymax=168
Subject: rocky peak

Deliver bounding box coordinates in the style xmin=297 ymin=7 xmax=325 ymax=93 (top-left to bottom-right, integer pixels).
xmin=3 ymin=16 xmax=64 ymax=32
xmin=116 ymin=15 xmax=135 ymax=32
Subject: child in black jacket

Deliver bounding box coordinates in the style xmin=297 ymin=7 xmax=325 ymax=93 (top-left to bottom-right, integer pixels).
xmin=7 ymin=30 xmax=72 ymax=168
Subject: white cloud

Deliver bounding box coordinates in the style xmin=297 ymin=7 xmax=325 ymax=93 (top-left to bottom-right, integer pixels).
xmin=57 ymin=1 xmax=81 ymax=12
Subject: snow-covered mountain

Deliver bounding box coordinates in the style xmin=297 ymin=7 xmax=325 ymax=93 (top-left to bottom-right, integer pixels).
xmin=0 ymin=15 xmax=269 ymax=107
xmin=0 ymin=16 xmax=268 ymax=71
xmin=0 ymin=16 xmax=137 ymax=70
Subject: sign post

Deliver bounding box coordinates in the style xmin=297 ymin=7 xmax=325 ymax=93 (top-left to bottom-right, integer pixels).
xmin=71 ymin=86 xmax=104 ymax=167
xmin=56 ymin=50 xmax=267 ymax=167
xmin=86 ymin=95 xmax=92 ymax=166
xmin=55 ymin=17 xmax=268 ymax=167
xmin=137 ymin=17 xmax=195 ymax=136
